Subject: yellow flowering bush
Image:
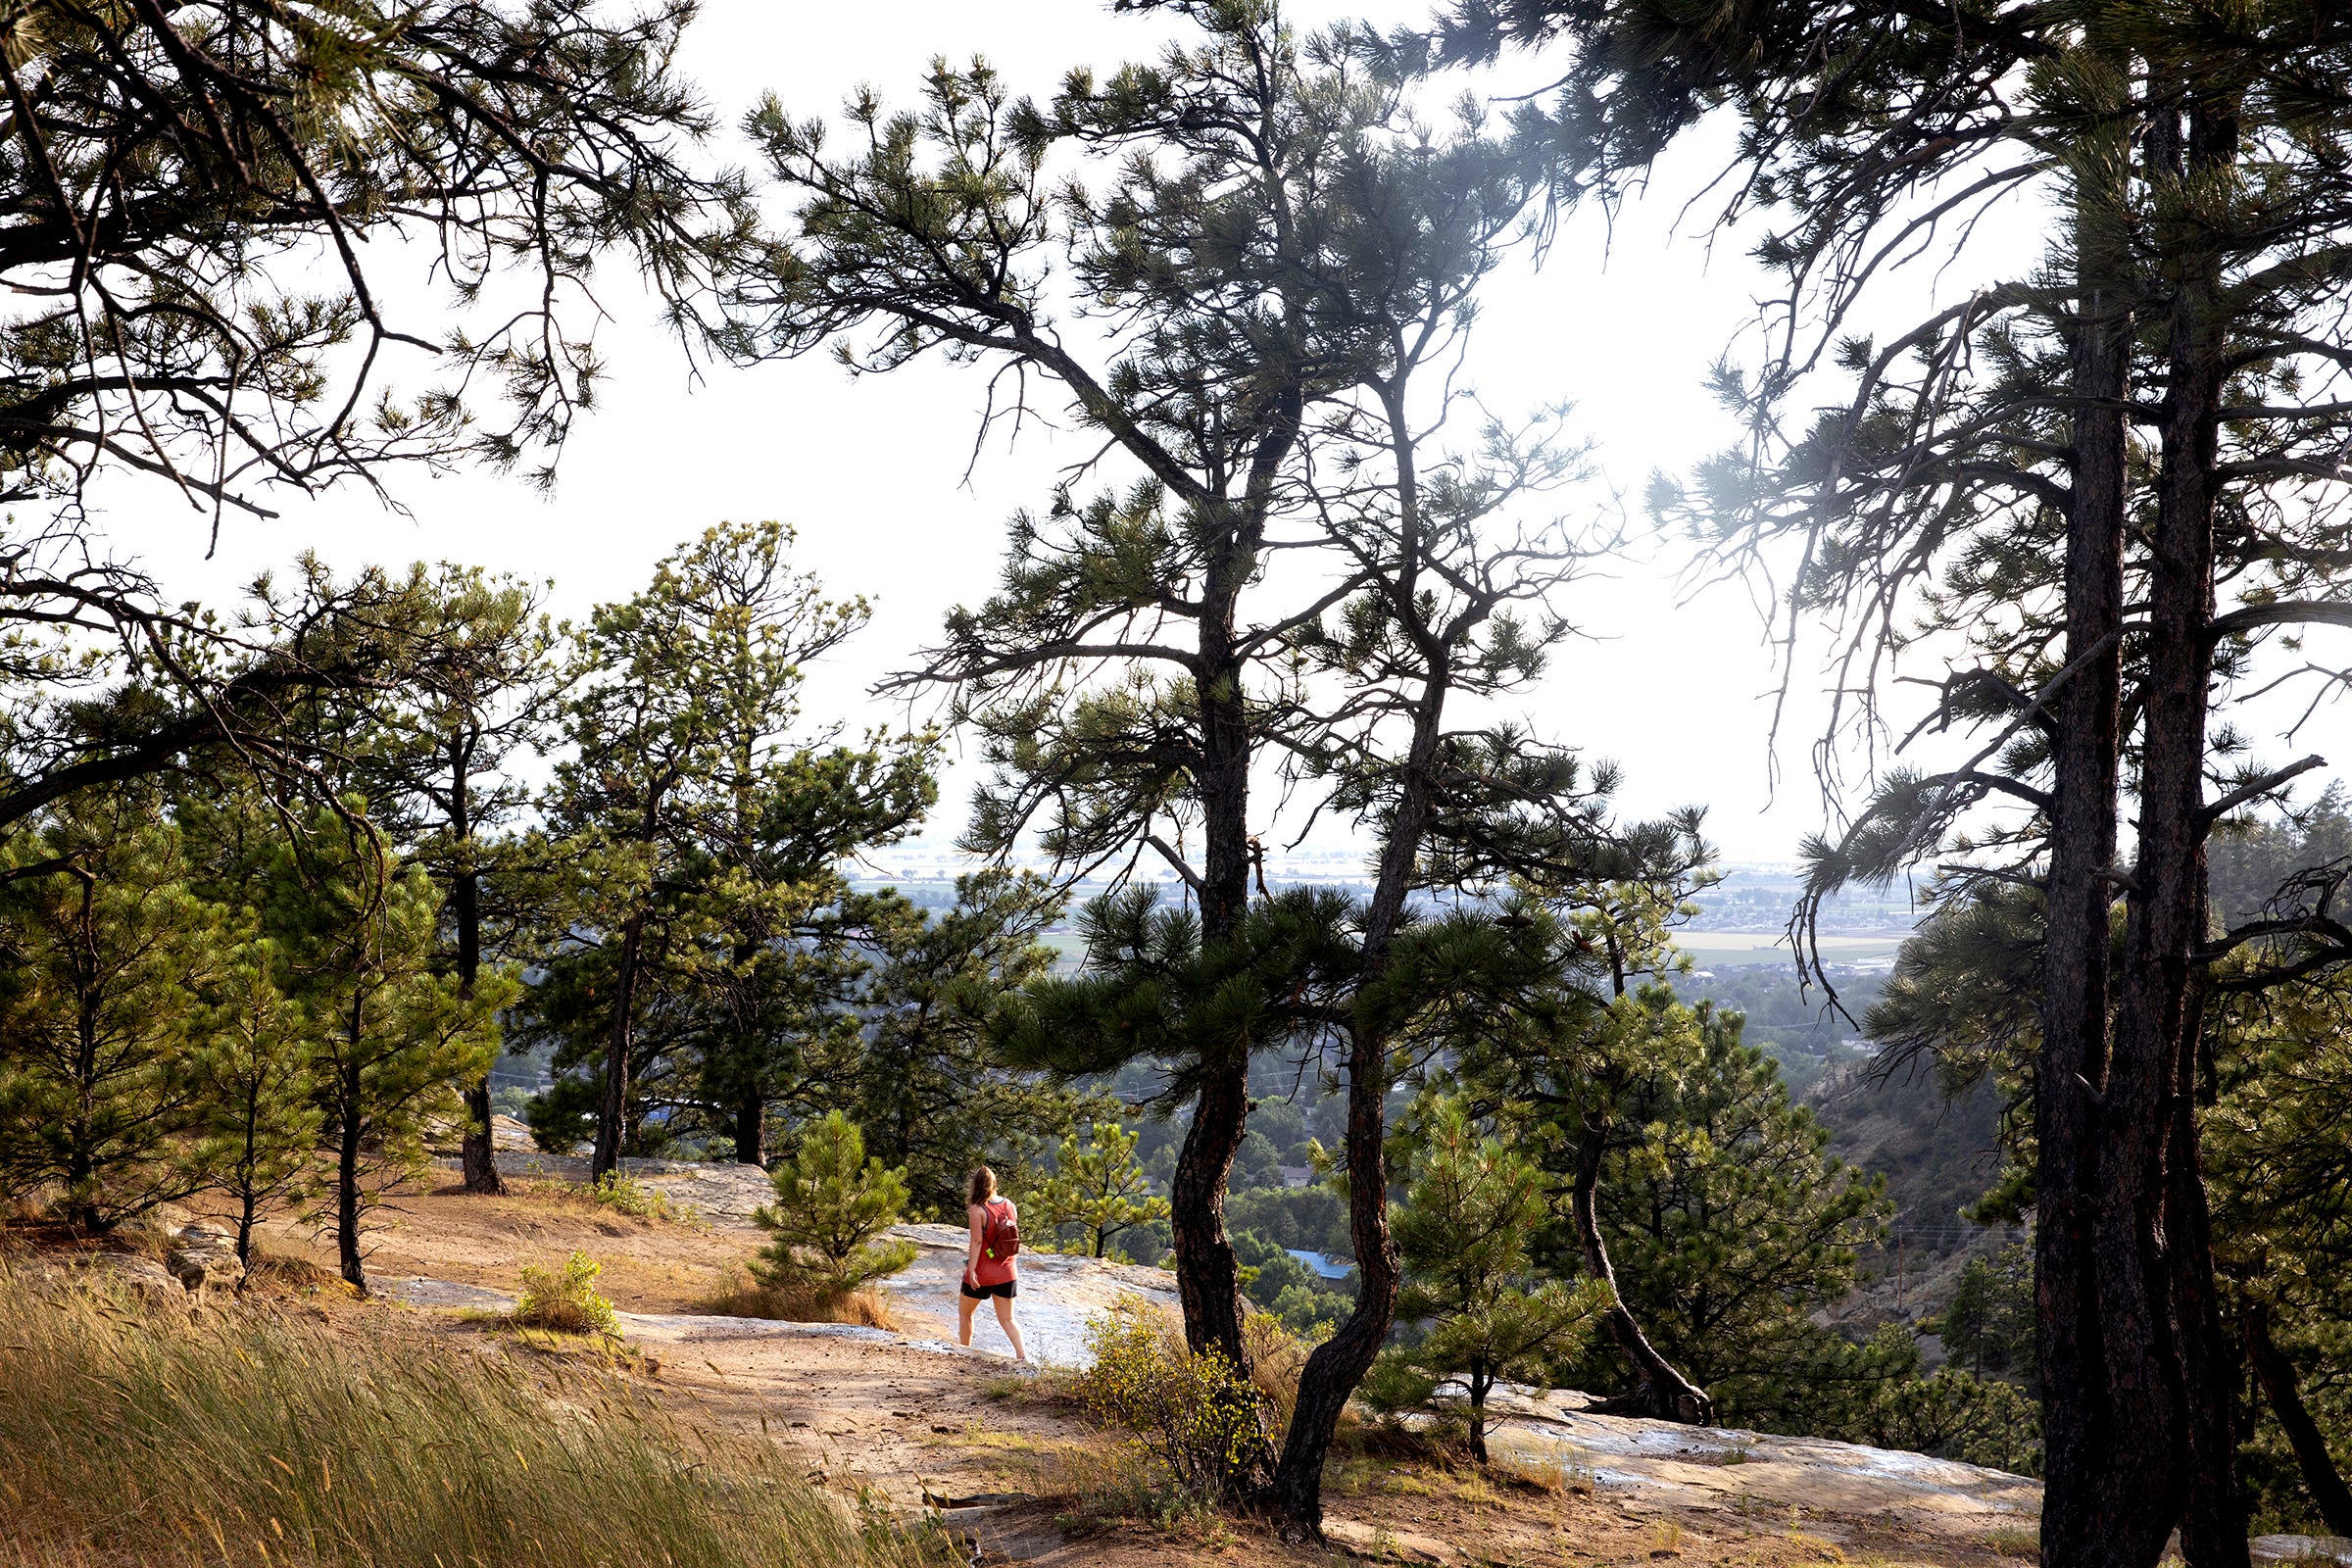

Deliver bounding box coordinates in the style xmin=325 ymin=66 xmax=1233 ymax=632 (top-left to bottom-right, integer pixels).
xmin=1074 ymin=1302 xmax=1273 ymax=1500
xmin=514 ymin=1250 xmax=618 ymax=1336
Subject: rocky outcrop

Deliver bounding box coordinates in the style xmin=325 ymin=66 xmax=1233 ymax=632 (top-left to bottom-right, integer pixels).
xmin=85 ymin=1253 xmax=187 ymax=1305
xmin=164 ymin=1223 xmax=245 ymax=1295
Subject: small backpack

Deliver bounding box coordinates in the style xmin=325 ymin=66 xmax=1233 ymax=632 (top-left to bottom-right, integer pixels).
xmin=982 ymin=1197 xmax=1020 ymax=1261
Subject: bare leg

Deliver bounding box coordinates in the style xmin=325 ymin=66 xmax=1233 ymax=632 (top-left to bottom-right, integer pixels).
xmin=958 ymin=1291 xmax=979 ymax=1347
xmin=994 ymin=1293 xmax=1027 ymax=1363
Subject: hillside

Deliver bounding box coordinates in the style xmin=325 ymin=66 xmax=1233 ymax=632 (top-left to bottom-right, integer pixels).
xmin=0 ymin=1145 xmax=2088 ymax=1568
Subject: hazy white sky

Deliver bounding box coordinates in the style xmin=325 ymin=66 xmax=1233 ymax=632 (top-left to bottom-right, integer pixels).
xmin=89 ymin=1 xmax=2352 ymax=872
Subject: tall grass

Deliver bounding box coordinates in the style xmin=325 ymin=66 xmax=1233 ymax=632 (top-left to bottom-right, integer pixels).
xmin=695 ymin=1263 xmax=902 ymax=1330
xmin=0 ymin=1263 xmax=948 ymax=1568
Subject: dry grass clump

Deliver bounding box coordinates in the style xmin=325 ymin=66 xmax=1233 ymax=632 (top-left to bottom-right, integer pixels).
xmin=1485 ymin=1446 xmax=1597 ymax=1496
xmin=696 ymin=1263 xmax=902 ymax=1330
xmin=0 ymin=1261 xmax=950 ymax=1568
xmin=242 ymin=1247 xmax=347 ymax=1294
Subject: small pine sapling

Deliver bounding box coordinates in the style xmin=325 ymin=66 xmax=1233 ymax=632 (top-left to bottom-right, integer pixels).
xmin=187 ymin=937 xmax=320 ymax=1264
xmin=1367 ymin=1098 xmax=1608 ymax=1462
xmin=1034 ymin=1119 xmax=1170 ymax=1258
xmin=752 ymin=1111 xmax=918 ymax=1299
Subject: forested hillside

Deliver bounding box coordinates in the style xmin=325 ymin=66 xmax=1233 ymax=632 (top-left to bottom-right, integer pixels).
xmin=4 ymin=2 xmax=2352 ymax=1564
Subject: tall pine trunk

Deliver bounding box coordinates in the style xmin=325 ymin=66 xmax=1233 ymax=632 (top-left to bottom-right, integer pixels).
xmin=592 ymin=911 xmax=645 ymax=1180
xmin=1164 ymin=529 xmax=1263 ymax=1365
xmin=2248 ymin=1301 xmax=2352 ymax=1538
xmin=594 ymin=789 xmax=665 ymax=1181
xmin=453 ymin=740 xmax=505 ymax=1195
xmin=336 ymin=999 xmax=368 ymax=1292
xmin=732 ymin=1081 xmax=765 ymax=1165
xmin=2132 ymin=90 xmax=2245 ymax=1568
xmin=1267 ymin=619 xmax=1441 ymax=1531
xmin=2036 ymin=64 xmax=2151 ymax=1562
xmin=65 ymin=872 xmax=100 ymax=1232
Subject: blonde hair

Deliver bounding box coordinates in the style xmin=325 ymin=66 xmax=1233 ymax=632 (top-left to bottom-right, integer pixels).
xmin=966 ymin=1166 xmax=998 ymax=1208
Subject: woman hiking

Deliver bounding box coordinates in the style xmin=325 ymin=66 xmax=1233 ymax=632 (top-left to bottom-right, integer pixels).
xmin=959 ymin=1165 xmax=1027 ymax=1362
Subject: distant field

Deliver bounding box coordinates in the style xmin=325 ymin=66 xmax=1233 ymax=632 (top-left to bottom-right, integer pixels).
xmin=1677 ymin=931 xmax=1907 ymax=968
xmin=1036 ymin=926 xmax=1905 ymax=971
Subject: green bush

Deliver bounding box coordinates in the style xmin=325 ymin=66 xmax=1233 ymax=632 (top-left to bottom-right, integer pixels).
xmin=555 ymin=1170 xmax=699 ymax=1225
xmin=514 ymin=1250 xmax=618 ymax=1336
xmin=1074 ymin=1303 xmax=1273 ymax=1501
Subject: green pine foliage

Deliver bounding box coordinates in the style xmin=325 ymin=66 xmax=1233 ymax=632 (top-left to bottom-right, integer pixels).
xmin=267 ymin=809 xmax=512 ymax=1290
xmin=833 ymin=871 xmax=1077 ymax=1216
xmin=524 ymin=522 xmax=934 ymax=1171
xmin=186 ymin=936 xmax=321 ymax=1264
xmin=1939 ymin=1245 xmax=2036 ymax=1383
xmin=0 ymin=796 xmax=224 ymax=1230
xmin=2210 ymin=980 xmax=2352 ymax=1533
xmin=1034 ymin=1119 xmax=1171 ymax=1260
xmin=752 ymin=1111 xmax=919 ymax=1299
xmin=1364 ymin=1099 xmax=1608 ymax=1462
xmin=1579 ymin=999 xmax=1890 ymax=1420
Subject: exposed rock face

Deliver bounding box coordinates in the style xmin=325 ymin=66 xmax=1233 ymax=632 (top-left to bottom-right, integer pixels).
xmin=87 ymin=1253 xmax=186 ymax=1304
xmin=163 ymin=1223 xmax=245 ymax=1295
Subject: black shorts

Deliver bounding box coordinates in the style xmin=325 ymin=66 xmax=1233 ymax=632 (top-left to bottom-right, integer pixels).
xmin=961 ymin=1278 xmax=1017 ymax=1299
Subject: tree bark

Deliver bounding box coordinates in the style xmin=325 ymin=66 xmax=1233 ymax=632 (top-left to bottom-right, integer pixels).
xmin=452 ymin=739 xmax=504 ymax=1195
xmin=336 ymin=1015 xmax=368 ymax=1292
xmin=1170 ymin=1054 xmax=1251 ymax=1358
xmin=1164 ymin=523 xmax=1261 ymax=1364
xmin=2248 ymin=1301 xmax=2352 ymax=1539
xmin=1469 ymin=1365 xmax=1494 ymax=1464
xmin=732 ymin=1080 xmax=765 ymax=1166
xmin=2130 ymin=89 xmax=2244 ymax=1568
xmin=65 ymin=871 xmax=100 ymax=1232
xmin=2169 ymin=971 xmax=2245 ymax=1568
xmin=592 ymin=911 xmax=645 ymax=1181
xmin=1266 ymin=646 xmax=1442 ymax=1533
xmin=2034 ymin=40 xmax=2155 ymax=1561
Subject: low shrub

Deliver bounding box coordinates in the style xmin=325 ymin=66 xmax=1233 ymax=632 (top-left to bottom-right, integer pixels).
xmin=514 ymin=1250 xmax=618 ymax=1336
xmin=1074 ymin=1299 xmax=1274 ymax=1501
xmin=547 ymin=1171 xmax=701 ymax=1225
xmin=0 ymin=1262 xmax=951 ymax=1568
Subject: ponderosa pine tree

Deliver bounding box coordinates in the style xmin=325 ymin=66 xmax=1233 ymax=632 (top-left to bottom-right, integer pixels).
xmin=1034 ymin=1119 xmax=1171 ymax=1260
xmin=830 ymin=872 xmax=1077 ymax=1213
xmin=0 ymin=1 xmax=746 ymax=832
xmin=186 ymin=935 xmax=319 ymax=1265
xmin=1368 ymin=1097 xmax=1607 ymax=1462
xmin=538 ymin=522 xmax=929 ymax=1177
xmin=267 ymin=808 xmax=508 ymax=1291
xmin=0 ymin=793 xmax=222 ymax=1229
xmin=751 ymin=1110 xmax=919 ymax=1300
xmin=1444 ymin=879 xmax=1724 ymax=1425
xmin=1440 ymin=5 xmax=2352 ymax=1559
xmin=726 ymin=13 xmax=1355 ymax=1363
xmin=374 ymin=567 xmax=562 ymax=1196
xmin=733 ymin=11 xmax=1700 ymax=1525
xmin=1574 ymin=997 xmax=1891 ymax=1428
